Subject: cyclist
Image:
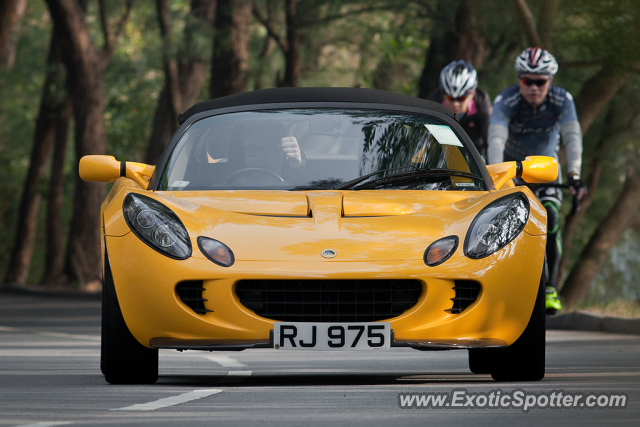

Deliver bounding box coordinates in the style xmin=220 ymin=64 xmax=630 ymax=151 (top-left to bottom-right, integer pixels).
xmin=426 ymin=60 xmax=492 ymax=160
xmin=487 ymin=47 xmax=585 ymax=314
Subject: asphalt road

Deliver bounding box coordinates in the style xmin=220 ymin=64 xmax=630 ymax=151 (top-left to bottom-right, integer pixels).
xmin=1 ymin=292 xmax=639 ymax=426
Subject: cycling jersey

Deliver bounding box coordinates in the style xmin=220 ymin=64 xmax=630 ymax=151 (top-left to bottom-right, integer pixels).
xmin=488 ymin=84 xmax=582 ymax=175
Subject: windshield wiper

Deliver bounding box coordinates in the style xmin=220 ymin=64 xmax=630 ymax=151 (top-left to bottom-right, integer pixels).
xmin=353 ymin=168 xmax=483 ymax=190
xmin=333 ymin=166 xmax=425 ymax=190
xmin=336 ymin=168 xmax=483 ymax=191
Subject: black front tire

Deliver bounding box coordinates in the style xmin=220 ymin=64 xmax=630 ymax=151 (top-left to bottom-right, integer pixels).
xmin=101 ymin=250 xmax=158 ymax=384
xmin=490 ymin=274 xmax=546 ymax=382
xmin=468 ymin=348 xmax=495 ymax=374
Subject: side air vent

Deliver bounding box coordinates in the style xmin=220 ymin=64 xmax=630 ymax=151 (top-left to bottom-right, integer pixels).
xmin=445 ymin=280 xmax=481 ymax=314
xmin=176 ymin=281 xmax=213 ymax=315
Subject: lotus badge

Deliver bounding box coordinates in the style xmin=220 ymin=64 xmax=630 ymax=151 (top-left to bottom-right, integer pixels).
xmin=321 ymin=249 xmax=337 ymax=258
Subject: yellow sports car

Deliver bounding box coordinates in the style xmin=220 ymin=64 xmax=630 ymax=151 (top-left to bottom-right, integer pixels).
xmin=80 ymin=88 xmax=557 ymax=384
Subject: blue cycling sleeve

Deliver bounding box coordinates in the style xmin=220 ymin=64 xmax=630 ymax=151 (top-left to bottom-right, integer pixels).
xmin=557 ymin=91 xmax=579 ymax=125
xmin=557 ymin=92 xmax=582 ymax=175
xmin=489 ymin=92 xmax=513 ymax=128
xmin=487 ymin=92 xmax=514 ymax=164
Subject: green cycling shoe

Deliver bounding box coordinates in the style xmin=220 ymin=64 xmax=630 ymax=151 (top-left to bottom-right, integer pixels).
xmin=545 ymin=286 xmax=562 ymax=315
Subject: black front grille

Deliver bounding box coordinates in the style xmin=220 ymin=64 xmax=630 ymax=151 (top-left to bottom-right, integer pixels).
xmin=176 ymin=281 xmax=213 ymax=315
xmin=235 ymin=279 xmax=422 ymax=322
xmin=445 ymin=280 xmax=481 ymax=314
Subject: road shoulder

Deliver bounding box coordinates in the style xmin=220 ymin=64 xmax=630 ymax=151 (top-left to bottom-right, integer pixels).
xmin=548 ymin=310 xmax=640 ymax=336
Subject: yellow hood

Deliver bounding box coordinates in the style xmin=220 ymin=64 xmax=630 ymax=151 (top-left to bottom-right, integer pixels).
xmin=102 ymin=181 xmax=545 ymax=263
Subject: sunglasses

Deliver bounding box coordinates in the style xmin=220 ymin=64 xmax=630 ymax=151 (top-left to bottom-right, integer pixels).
xmin=444 ymin=94 xmax=470 ymax=102
xmin=520 ymin=77 xmax=551 ymax=87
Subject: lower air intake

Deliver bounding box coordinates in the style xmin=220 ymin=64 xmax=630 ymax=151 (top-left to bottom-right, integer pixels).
xmin=236 ymin=279 xmax=422 ymax=322
xmin=445 ymin=280 xmax=481 ymax=314
xmin=176 ymin=281 xmax=213 ymax=315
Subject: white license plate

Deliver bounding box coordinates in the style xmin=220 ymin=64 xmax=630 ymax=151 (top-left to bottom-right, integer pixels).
xmin=273 ymin=322 xmax=391 ymax=350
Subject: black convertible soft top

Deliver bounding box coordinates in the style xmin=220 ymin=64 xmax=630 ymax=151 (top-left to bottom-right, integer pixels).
xmin=178 ymin=87 xmax=454 ymax=124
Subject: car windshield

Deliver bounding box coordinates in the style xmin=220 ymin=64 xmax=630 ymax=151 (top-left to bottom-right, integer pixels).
xmin=158 ymin=108 xmax=486 ymax=191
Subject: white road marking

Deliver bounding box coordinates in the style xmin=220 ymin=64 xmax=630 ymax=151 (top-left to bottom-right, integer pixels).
xmin=0 ymin=326 xmax=100 ymax=342
xmin=0 ymin=349 xmax=98 ymax=357
xmin=111 ymin=389 xmax=223 ymax=411
xmin=218 ymin=370 xmax=252 ymax=384
xmin=203 ymin=355 xmax=252 ymax=383
xmin=14 ymin=422 xmax=73 ymax=427
xmin=203 ymin=355 xmax=247 ymax=367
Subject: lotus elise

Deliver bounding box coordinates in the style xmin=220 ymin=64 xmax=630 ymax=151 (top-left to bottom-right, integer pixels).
xmin=80 ymin=88 xmax=558 ymax=384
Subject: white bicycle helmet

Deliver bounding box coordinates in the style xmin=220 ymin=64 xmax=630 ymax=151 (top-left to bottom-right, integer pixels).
xmin=439 ymin=60 xmax=478 ymax=98
xmin=514 ymin=47 xmax=558 ymax=75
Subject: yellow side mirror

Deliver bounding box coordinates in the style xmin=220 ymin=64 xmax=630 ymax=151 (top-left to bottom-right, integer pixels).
xmin=79 ymin=155 xmax=155 ymax=189
xmin=520 ymin=156 xmax=559 ymax=183
xmin=486 ymin=156 xmax=558 ymax=190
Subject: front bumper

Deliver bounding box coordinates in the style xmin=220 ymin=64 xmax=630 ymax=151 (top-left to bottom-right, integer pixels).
xmin=106 ymin=229 xmax=545 ymax=350
xmin=148 ymin=333 xmax=507 ymax=351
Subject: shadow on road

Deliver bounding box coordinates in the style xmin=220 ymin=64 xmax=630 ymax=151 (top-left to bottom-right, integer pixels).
xmin=154 ymin=372 xmax=494 ymax=387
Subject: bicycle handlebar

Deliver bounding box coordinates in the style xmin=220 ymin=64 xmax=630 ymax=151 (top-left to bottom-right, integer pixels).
xmin=522 ymin=182 xmax=585 ymax=216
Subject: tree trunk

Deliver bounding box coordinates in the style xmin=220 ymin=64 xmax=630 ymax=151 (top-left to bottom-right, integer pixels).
xmin=281 ymin=0 xmax=299 ymax=87
xmin=42 ymin=101 xmax=71 ymax=285
xmin=0 ymin=0 xmax=27 ymax=152
xmin=512 ymin=0 xmax=542 ymax=47
xmin=253 ymin=29 xmax=276 ymax=90
xmin=455 ymin=0 xmax=484 ymax=67
xmin=146 ymin=0 xmax=181 ymax=165
xmin=574 ymin=66 xmax=628 ymax=135
xmin=4 ymin=27 xmax=67 ymax=285
xmin=45 ymin=0 xmax=126 ymax=285
xmin=560 ymin=168 xmax=640 ymax=308
xmin=511 ymin=0 xmax=558 ymax=50
xmin=210 ymin=0 xmax=252 ymax=97
xmin=417 ymin=0 xmax=475 ymax=98
xmin=156 ymin=0 xmax=181 ymax=123
xmin=189 ymin=0 xmax=216 ymax=25
xmin=146 ymin=0 xmax=215 ymax=165
xmin=64 ymin=66 xmax=107 ymax=285
xmin=0 ymin=0 xmax=28 ymax=69
xmin=145 ymin=86 xmax=177 ymax=165
xmin=536 ymin=0 xmax=559 ymax=50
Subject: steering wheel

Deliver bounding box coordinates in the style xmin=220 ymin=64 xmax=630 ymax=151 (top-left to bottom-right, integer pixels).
xmin=224 ymin=167 xmax=285 ymax=183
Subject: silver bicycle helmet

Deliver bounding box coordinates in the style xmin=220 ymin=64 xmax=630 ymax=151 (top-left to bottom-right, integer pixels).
xmin=514 ymin=47 xmax=558 ymax=75
xmin=439 ymin=60 xmax=478 ymax=98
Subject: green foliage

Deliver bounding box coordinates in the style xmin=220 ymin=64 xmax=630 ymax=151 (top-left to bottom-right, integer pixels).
xmin=104 ymin=2 xmax=165 ymax=162
xmin=559 ymin=0 xmax=640 ymax=68
xmin=305 ymin=7 xmax=429 ymax=93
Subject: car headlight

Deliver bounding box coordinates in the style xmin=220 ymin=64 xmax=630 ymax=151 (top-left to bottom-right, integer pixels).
xmin=464 ymin=193 xmax=530 ymax=259
xmin=123 ymin=193 xmax=192 ymax=259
